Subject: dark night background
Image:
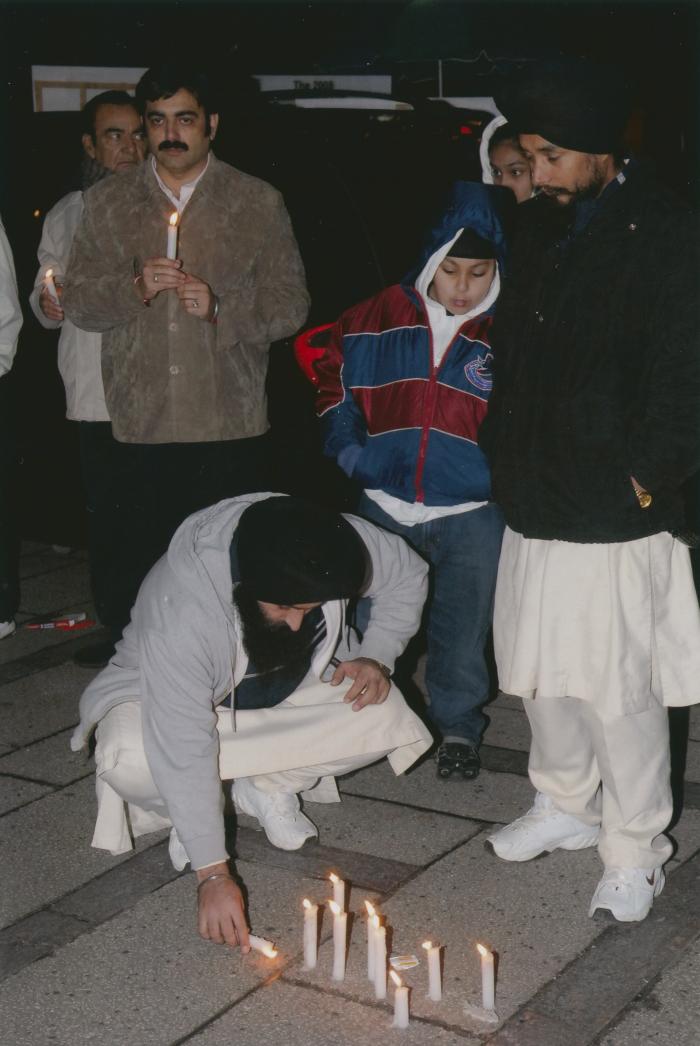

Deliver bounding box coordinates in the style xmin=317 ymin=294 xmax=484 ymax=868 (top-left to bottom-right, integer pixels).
xmin=1 ymin=0 xmax=699 ymax=543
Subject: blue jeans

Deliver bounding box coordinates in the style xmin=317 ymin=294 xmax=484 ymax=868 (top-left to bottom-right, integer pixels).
xmin=358 ymin=495 xmax=504 ymax=745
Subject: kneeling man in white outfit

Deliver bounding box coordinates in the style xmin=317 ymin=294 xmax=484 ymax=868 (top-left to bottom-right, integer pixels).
xmin=71 ymin=493 xmax=432 ymax=948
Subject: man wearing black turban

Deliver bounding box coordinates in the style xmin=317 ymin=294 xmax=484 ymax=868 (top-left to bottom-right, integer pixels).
xmin=72 ymin=493 xmax=432 ymax=949
xmin=480 ymin=59 xmax=700 ymax=923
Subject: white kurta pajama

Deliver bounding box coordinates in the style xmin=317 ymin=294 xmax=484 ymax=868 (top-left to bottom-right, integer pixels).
xmin=494 ymin=526 xmax=700 ymax=868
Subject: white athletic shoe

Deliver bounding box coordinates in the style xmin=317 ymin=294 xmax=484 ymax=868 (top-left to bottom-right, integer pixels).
xmin=168 ymin=827 xmax=190 ymax=871
xmin=487 ymin=791 xmax=600 ymax=861
xmin=232 ymin=777 xmax=318 ymax=851
xmin=0 ymin=620 xmax=16 ymax=640
xmin=589 ymin=866 xmax=665 ymax=922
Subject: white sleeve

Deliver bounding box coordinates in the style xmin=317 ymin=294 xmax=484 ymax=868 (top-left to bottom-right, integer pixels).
xmin=0 ymin=216 xmax=22 ymax=377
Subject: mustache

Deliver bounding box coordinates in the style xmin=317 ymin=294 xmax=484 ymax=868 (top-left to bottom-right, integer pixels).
xmin=159 ymin=141 xmax=189 ymax=152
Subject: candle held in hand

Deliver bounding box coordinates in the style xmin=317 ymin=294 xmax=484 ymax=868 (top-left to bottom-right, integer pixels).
xmin=166 ymin=211 xmax=179 ymax=260
xmin=248 ymin=933 xmax=278 ymax=959
xmin=302 ymin=898 xmax=318 ymax=970
xmin=44 ymin=268 xmax=59 ymax=304
xmin=390 ymin=971 xmax=410 ymax=1029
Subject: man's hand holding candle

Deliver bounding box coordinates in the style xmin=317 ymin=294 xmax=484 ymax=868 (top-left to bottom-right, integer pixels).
xmin=196 ymin=861 xmax=250 ymax=951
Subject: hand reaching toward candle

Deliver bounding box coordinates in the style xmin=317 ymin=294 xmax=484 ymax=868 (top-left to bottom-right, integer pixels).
xmin=176 ymin=272 xmax=216 ymax=321
xmin=196 ymin=864 xmax=250 ymax=951
xmin=331 ymin=657 xmax=392 ymax=711
xmin=138 ymin=257 xmax=186 ymax=301
xmin=39 ymin=284 xmax=64 ymax=322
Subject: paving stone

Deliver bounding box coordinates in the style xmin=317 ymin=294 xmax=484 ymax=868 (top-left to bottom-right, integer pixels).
xmin=0 ymin=776 xmax=134 ymax=928
xmin=341 ymin=759 xmax=534 ymax=826
xmin=0 ymin=728 xmax=92 ymax=786
xmin=596 ymin=935 xmax=700 ymax=1046
xmin=308 ymin=793 xmax=482 ymax=865
xmin=0 ymin=774 xmax=52 ymax=814
xmin=19 ymin=548 xmax=88 ymax=581
xmin=18 ymin=567 xmax=92 ymax=619
xmin=0 ymin=663 xmax=98 ymax=748
xmin=483 ymin=705 xmax=531 ymax=753
xmin=681 ymin=738 xmax=700 ymax=782
xmin=187 ymin=979 xmax=480 ymax=1045
xmin=667 ymin=806 xmax=700 ymax=865
xmin=0 ymin=602 xmax=99 ymax=668
xmin=0 ymin=909 xmax=88 ymax=979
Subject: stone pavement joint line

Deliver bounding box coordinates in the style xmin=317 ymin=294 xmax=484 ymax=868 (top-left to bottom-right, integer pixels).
xmin=487 ymin=844 xmax=700 ymax=1046
xmin=0 ymin=627 xmax=111 ymax=687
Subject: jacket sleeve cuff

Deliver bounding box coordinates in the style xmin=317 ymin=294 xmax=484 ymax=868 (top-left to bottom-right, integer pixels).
xmin=185 ymin=830 xmax=230 ymax=871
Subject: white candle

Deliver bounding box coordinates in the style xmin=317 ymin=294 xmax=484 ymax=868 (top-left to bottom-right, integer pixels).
xmin=44 ymin=268 xmax=59 ymax=303
xmin=422 ymin=940 xmax=442 ymax=1002
xmin=477 ymin=943 xmax=495 ymax=1011
xmin=166 ymin=211 xmax=179 ymax=260
xmin=329 ymin=900 xmax=347 ymax=981
xmin=302 ymin=898 xmax=318 ymax=970
xmin=329 ymin=871 xmax=345 ymax=910
xmin=248 ymin=933 xmax=278 ymax=959
xmin=390 ymin=971 xmax=410 ymax=1029
xmin=374 ymin=921 xmax=387 ymax=1000
xmin=365 ymin=902 xmax=377 ymax=980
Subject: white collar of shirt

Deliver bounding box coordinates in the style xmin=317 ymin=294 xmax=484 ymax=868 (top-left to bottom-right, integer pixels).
xmin=151 ymin=153 xmax=210 ymax=214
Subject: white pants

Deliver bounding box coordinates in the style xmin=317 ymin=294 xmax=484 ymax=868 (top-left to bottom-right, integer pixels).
xmin=525 ymin=695 xmax=673 ymax=869
xmin=91 ymin=678 xmax=433 ymax=856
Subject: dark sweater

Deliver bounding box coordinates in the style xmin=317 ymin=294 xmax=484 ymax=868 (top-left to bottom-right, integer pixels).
xmin=480 ymin=163 xmax=700 ymax=542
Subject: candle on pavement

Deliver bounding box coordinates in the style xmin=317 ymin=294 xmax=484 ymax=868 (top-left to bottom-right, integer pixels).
xmin=422 ymin=940 xmax=442 ymax=1001
xmin=390 ymin=971 xmax=410 ymax=1029
xmin=302 ymin=898 xmax=318 ymax=970
xmin=365 ymin=901 xmax=377 ymax=980
xmin=248 ymin=933 xmax=278 ymax=959
xmin=329 ymin=900 xmax=347 ymax=981
xmin=374 ymin=920 xmax=387 ymax=1000
xmin=477 ymin=943 xmax=495 ymax=1011
xmin=166 ymin=211 xmax=179 ymax=260
xmin=329 ymin=871 xmax=345 ymax=909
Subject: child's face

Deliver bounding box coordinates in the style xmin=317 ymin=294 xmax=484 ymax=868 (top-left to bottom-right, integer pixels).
xmin=429 ymin=256 xmax=496 ymax=315
xmin=490 ymin=140 xmax=533 ymax=203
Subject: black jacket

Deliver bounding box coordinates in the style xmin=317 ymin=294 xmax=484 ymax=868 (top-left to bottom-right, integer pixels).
xmin=480 ymin=163 xmax=700 ymax=542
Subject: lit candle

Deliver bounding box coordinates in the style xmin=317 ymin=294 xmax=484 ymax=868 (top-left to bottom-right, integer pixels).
xmin=329 ymin=900 xmax=347 ymax=981
xmin=166 ymin=211 xmax=179 ymax=260
xmin=390 ymin=970 xmax=410 ymax=1029
xmin=302 ymin=898 xmax=318 ymax=970
xmin=374 ymin=919 xmax=387 ymax=1000
xmin=365 ymin=901 xmax=377 ymax=980
xmin=477 ymin=943 xmax=495 ymax=1011
xmin=44 ymin=268 xmax=59 ymax=304
xmin=329 ymin=871 xmax=345 ymax=910
xmin=422 ymin=940 xmax=442 ymax=1002
xmin=248 ymin=933 xmax=278 ymax=959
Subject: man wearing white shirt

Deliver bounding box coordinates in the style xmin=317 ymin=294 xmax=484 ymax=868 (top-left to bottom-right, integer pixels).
xmin=29 ymin=91 xmax=146 ymax=665
xmin=0 ymin=217 xmax=23 ymax=639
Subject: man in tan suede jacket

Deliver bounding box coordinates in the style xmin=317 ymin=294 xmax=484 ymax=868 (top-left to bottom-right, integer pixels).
xmin=63 ymin=65 xmax=310 ymax=664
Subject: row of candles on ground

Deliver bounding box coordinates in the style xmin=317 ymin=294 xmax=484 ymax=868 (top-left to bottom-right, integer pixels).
xmin=298 ymin=872 xmax=497 ymax=1029
xmin=43 ymin=211 xmax=181 ymax=305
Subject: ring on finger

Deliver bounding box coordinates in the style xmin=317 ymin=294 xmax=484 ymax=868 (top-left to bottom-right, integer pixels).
xmin=154 ymin=273 xmax=159 ymax=283
xmin=192 ymin=300 xmax=199 ymax=308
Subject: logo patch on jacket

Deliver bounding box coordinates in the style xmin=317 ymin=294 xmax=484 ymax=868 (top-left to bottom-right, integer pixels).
xmin=464 ymin=352 xmax=493 ymax=393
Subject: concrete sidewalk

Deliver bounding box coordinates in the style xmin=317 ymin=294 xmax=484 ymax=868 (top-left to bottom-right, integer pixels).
xmin=1 ymin=544 xmax=700 ymax=1045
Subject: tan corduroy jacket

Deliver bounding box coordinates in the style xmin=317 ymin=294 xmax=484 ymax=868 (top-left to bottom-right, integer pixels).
xmin=62 ymin=154 xmax=310 ymax=444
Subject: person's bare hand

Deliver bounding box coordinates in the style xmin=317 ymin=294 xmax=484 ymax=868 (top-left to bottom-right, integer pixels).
xmin=39 ymin=284 xmax=64 ymax=321
xmin=176 ymin=272 xmax=216 ymax=321
xmin=331 ymin=657 xmax=391 ymax=710
xmin=138 ymin=257 xmax=186 ymax=301
xmin=197 ymin=869 xmax=250 ymax=950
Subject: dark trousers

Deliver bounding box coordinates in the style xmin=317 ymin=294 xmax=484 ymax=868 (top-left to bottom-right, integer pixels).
xmin=79 ymin=423 xmax=271 ymax=637
xmin=0 ymin=376 xmax=19 ymax=622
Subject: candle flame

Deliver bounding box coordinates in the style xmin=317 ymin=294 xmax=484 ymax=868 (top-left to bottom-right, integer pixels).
xmin=329 ymin=872 xmax=339 ymax=884
xmin=422 ymin=940 xmax=432 ymax=951
xmin=303 ymin=898 xmax=312 ymax=910
xmin=476 ymin=943 xmax=490 ymax=958
xmin=329 ymin=900 xmax=340 ymax=916
xmin=390 ymin=970 xmax=402 ymax=988
xmin=169 ymin=211 xmax=179 ymax=227
xmin=261 ymin=944 xmax=278 ymax=958
xmin=365 ymin=900 xmax=375 ymax=917
xmin=45 ymin=268 xmax=53 ymax=278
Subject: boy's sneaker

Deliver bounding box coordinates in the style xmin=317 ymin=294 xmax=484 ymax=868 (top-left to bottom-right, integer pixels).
xmin=436 ymin=741 xmax=480 ymax=780
xmin=589 ymin=866 xmax=665 ymax=922
xmin=0 ymin=620 xmax=16 ymax=640
xmin=487 ymin=791 xmax=600 ymax=861
xmin=168 ymin=827 xmax=190 ymax=871
xmin=232 ymin=777 xmax=318 ymax=851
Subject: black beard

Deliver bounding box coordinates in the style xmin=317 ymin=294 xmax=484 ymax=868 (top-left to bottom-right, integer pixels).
xmin=233 ymin=585 xmax=319 ymax=674
xmin=81 ymin=155 xmax=114 ymax=190
xmin=540 ymin=171 xmax=608 ymax=208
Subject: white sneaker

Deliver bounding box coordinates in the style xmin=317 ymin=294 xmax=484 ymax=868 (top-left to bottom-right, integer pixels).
xmin=487 ymin=792 xmax=600 ymax=861
xmin=0 ymin=620 xmax=16 ymax=640
xmin=168 ymin=827 xmax=190 ymax=871
xmin=232 ymin=777 xmax=318 ymax=851
xmin=589 ymin=866 xmax=665 ymax=922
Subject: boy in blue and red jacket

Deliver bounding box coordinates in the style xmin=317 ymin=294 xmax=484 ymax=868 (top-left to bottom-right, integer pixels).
xmin=312 ymin=183 xmax=510 ymax=780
